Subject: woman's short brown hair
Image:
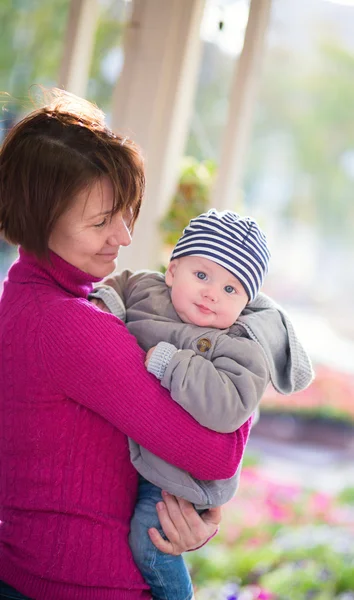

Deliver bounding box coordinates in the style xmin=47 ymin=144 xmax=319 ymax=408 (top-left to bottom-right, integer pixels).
xmin=0 ymin=89 xmax=145 ymax=258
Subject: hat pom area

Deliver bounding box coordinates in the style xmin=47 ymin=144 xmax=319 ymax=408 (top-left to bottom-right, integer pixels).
xmin=170 ymin=209 xmax=271 ymax=301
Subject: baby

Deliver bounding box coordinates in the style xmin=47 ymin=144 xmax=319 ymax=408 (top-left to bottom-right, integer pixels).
xmin=91 ymin=209 xmax=313 ymax=600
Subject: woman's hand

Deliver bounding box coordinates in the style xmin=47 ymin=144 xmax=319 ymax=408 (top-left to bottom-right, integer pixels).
xmin=149 ymin=491 xmax=221 ymax=555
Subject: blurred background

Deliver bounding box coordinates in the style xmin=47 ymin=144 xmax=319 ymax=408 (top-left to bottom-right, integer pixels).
xmin=1 ymin=0 xmax=354 ymax=598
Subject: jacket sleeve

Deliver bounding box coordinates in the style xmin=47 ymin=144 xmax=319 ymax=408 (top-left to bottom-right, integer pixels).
xmin=160 ymin=333 xmax=270 ymax=433
xmin=91 ymin=270 xmax=149 ymax=319
xmin=100 ymin=269 xmax=135 ymax=303
xmin=39 ymin=298 xmax=252 ymax=481
xmin=88 ymin=270 xmax=135 ymax=317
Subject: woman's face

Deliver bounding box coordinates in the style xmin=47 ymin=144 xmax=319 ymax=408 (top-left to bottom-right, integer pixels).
xmin=48 ymin=177 xmax=132 ymax=278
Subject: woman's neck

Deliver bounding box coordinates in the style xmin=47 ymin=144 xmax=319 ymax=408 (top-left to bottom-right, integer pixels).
xmin=12 ymin=248 xmax=103 ymax=299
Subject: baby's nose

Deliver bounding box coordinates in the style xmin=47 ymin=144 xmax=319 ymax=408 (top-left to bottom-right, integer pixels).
xmin=203 ymin=287 xmax=218 ymax=302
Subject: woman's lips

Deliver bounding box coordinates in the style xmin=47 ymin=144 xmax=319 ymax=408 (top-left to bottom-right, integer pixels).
xmin=97 ymin=252 xmax=118 ymax=260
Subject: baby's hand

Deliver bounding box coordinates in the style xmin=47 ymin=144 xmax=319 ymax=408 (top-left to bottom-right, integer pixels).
xmin=91 ymin=298 xmax=111 ymax=313
xmin=145 ymin=346 xmax=157 ymax=368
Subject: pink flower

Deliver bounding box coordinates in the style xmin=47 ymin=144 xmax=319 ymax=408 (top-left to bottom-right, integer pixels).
xmin=243 ymin=586 xmax=274 ymax=600
xmin=258 ymin=591 xmax=273 ymax=600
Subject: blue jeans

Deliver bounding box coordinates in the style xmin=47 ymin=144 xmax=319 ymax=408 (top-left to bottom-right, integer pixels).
xmin=0 ymin=582 xmax=32 ymax=600
xmin=129 ymin=477 xmax=194 ymax=600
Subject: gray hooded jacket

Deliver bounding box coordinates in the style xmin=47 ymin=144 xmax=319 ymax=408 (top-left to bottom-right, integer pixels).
xmin=92 ymin=270 xmax=314 ymax=509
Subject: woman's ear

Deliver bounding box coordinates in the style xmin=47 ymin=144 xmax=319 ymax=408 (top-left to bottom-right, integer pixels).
xmin=165 ymin=259 xmax=178 ymax=287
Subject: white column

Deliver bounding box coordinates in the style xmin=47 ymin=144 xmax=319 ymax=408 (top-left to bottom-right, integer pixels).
xmin=111 ymin=0 xmax=205 ymax=271
xmin=58 ymin=0 xmax=98 ymax=97
xmin=211 ymin=0 xmax=272 ymax=212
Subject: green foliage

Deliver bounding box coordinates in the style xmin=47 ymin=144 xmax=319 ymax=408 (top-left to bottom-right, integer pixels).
xmin=0 ymin=0 xmax=69 ymax=99
xmin=245 ymin=40 xmax=354 ymax=243
xmin=241 ymin=451 xmax=260 ymax=469
xmin=260 ymin=560 xmax=336 ymax=600
xmin=258 ymin=544 xmax=354 ymax=599
xmin=336 ymin=557 xmax=354 ymax=593
xmin=160 ymin=157 xmax=216 ymax=246
xmin=189 ymin=539 xmax=354 ymax=599
xmin=338 ymin=487 xmax=354 ymax=506
xmin=189 ymin=543 xmax=280 ymax=587
xmin=186 ymin=36 xmax=354 ymax=245
xmin=0 ymin=1 xmax=126 ymax=121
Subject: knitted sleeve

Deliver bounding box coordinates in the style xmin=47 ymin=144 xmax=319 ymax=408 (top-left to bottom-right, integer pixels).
xmin=39 ymin=298 xmax=252 ymax=481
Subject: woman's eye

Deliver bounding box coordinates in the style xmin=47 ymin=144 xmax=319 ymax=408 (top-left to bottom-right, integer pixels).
xmin=196 ymin=271 xmax=207 ymax=280
xmin=94 ymin=218 xmax=107 ymax=228
xmin=224 ymin=285 xmax=235 ymax=294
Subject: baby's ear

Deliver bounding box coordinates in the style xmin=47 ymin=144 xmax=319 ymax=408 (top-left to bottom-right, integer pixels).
xmin=165 ymin=259 xmax=178 ymax=287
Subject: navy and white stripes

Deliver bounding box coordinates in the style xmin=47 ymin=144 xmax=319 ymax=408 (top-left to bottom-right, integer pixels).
xmin=171 ymin=209 xmax=271 ymax=301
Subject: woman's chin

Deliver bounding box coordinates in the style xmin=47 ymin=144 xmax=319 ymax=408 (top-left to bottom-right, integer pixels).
xmin=89 ymin=260 xmax=117 ymax=279
xmin=99 ymin=264 xmax=116 ymax=278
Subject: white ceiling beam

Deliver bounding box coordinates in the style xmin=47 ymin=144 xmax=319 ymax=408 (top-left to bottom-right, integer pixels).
xmin=111 ymin=0 xmax=205 ymax=271
xmin=58 ymin=0 xmax=98 ymax=97
xmin=212 ymin=0 xmax=272 ymax=212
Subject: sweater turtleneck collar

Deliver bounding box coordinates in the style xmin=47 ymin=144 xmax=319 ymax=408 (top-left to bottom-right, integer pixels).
xmin=8 ymin=248 xmax=102 ymax=299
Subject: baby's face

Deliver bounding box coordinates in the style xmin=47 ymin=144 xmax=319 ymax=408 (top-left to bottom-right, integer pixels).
xmin=165 ymin=256 xmax=248 ymax=329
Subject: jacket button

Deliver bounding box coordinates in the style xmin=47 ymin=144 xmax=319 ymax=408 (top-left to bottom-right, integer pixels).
xmin=197 ymin=338 xmax=212 ymax=352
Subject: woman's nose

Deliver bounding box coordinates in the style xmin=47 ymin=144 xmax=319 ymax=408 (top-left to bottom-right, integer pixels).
xmin=108 ymin=214 xmax=132 ymax=247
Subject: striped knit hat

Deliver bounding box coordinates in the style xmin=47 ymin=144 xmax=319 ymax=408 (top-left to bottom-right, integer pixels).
xmin=170 ymin=209 xmax=271 ymax=301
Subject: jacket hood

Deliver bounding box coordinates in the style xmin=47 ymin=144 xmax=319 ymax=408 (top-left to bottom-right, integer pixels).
xmin=233 ymin=293 xmax=314 ymax=394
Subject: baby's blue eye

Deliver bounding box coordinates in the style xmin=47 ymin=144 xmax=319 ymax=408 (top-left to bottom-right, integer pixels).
xmin=224 ymin=285 xmax=235 ymax=294
xmin=196 ymin=271 xmax=207 ymax=280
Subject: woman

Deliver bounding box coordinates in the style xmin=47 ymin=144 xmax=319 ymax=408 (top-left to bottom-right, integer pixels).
xmin=0 ymin=90 xmax=252 ymax=600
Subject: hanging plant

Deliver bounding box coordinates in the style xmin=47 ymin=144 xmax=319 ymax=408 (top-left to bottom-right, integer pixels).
xmin=160 ymin=156 xmax=217 ymax=247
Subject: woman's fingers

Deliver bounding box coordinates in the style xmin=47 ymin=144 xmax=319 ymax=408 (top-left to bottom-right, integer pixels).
xmin=148 ymin=499 xmax=181 ymax=555
xmin=201 ymin=506 xmax=222 ymax=529
xmin=157 ymin=495 xmax=183 ymax=544
xmin=163 ymin=492 xmax=200 ymax=540
xmin=147 ymin=526 xmax=174 ymax=554
xmin=151 ymin=493 xmax=221 ymax=555
xmin=174 ymin=496 xmax=206 ymax=541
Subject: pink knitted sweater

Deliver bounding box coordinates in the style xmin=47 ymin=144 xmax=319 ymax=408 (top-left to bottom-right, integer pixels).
xmin=0 ymin=249 xmax=252 ymax=600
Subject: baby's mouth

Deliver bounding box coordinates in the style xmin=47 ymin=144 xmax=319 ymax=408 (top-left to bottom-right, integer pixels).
xmin=195 ymin=304 xmax=214 ymax=315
